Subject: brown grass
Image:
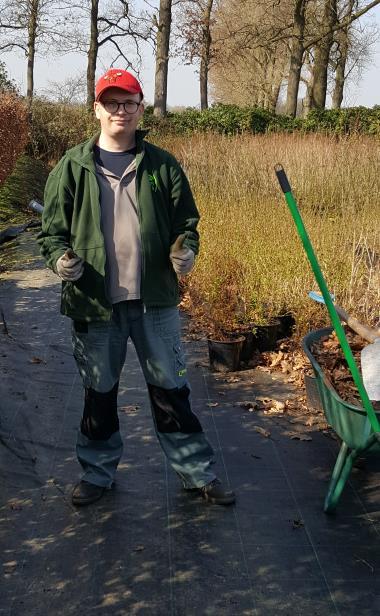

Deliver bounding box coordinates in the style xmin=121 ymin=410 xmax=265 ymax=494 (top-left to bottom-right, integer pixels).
xmin=154 ymin=132 xmax=380 ymax=336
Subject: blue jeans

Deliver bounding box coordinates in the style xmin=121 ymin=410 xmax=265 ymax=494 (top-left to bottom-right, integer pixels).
xmin=71 ymin=300 xmax=215 ymax=489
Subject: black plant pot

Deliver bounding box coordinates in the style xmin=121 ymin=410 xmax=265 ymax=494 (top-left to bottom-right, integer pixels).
xmin=240 ymin=330 xmax=256 ymax=362
xmin=207 ymin=336 xmax=245 ymax=372
xmin=277 ymin=313 xmax=296 ymax=338
xmin=254 ymin=320 xmax=280 ymax=352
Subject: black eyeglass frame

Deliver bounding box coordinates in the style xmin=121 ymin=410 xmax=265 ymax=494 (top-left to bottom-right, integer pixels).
xmin=101 ymin=100 xmax=141 ymax=114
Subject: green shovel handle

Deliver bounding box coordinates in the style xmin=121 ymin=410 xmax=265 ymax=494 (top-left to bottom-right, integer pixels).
xmin=274 ymin=164 xmax=380 ymax=435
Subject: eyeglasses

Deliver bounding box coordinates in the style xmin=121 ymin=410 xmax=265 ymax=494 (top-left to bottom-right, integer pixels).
xmin=101 ymin=100 xmax=141 ymax=114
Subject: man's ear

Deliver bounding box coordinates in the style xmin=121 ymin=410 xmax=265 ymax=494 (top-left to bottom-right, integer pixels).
xmin=94 ymin=101 xmax=101 ymax=119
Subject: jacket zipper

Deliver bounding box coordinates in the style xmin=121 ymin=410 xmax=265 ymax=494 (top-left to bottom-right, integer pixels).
xmin=86 ymin=162 xmax=111 ymax=314
xmin=135 ymin=150 xmax=145 ymax=306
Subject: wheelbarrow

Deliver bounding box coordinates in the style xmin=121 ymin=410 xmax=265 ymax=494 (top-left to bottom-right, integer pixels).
xmin=303 ymin=327 xmax=380 ymax=513
xmin=274 ymin=165 xmax=380 ymax=513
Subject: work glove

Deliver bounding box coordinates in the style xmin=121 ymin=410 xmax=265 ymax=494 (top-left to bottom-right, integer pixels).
xmin=170 ymin=234 xmax=195 ymax=276
xmin=56 ymin=248 xmax=84 ymax=281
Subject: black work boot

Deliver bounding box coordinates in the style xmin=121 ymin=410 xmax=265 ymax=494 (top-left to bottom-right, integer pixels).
xmin=199 ymin=479 xmax=236 ymax=505
xmin=72 ymin=480 xmax=105 ymax=506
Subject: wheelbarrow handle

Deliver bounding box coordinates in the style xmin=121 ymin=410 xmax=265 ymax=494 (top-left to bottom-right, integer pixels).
xmin=274 ymin=164 xmax=292 ymax=194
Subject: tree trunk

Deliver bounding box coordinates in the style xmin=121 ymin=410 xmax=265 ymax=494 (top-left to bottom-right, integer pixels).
xmin=154 ymin=0 xmax=172 ymax=118
xmin=27 ymin=0 xmax=39 ymax=112
xmin=270 ymin=79 xmax=282 ymax=113
xmin=310 ymin=0 xmax=337 ymax=109
xmin=200 ymin=57 xmax=208 ymax=109
xmin=332 ymin=0 xmax=354 ymax=109
xmin=87 ymin=0 xmax=99 ymax=110
xmin=301 ymin=51 xmax=313 ymax=117
xmin=199 ymin=0 xmax=214 ymax=110
xmin=285 ymin=0 xmax=306 ymax=117
xmin=331 ymin=38 xmax=348 ymax=108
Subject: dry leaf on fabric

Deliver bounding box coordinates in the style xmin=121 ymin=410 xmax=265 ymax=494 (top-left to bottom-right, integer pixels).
xmin=253 ymin=426 xmax=271 ymax=438
xmin=235 ymin=400 xmax=258 ymax=411
xmin=269 ymin=352 xmax=284 ymax=367
xmin=206 ymin=402 xmax=219 ymax=407
xmin=263 ymin=400 xmax=286 ymax=414
xmin=119 ymin=405 xmax=140 ymax=413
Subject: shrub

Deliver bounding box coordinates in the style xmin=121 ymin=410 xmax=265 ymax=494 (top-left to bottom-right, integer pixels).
xmin=301 ymin=107 xmax=380 ymax=135
xmin=0 ymin=155 xmax=49 ymax=223
xmin=0 ymin=93 xmax=29 ymax=186
xmin=142 ymin=103 xmax=275 ymax=135
xmin=143 ymin=104 xmax=380 ymax=137
xmin=28 ymin=98 xmax=98 ymax=165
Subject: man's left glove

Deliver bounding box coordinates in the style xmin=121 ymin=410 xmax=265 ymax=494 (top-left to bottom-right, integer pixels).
xmin=170 ymin=234 xmax=195 ymax=276
xmin=56 ymin=248 xmax=84 ymax=281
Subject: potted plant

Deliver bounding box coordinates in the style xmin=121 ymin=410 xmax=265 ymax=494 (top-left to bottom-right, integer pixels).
xmin=202 ymin=276 xmax=247 ymax=372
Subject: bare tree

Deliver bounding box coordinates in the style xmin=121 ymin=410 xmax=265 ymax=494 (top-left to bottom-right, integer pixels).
xmin=330 ymin=0 xmax=378 ymax=108
xmin=80 ymin=1 xmax=154 ymax=109
xmin=0 ymin=0 xmax=70 ymax=109
xmin=281 ymin=0 xmax=380 ymax=115
xmin=87 ymin=0 xmax=99 ymax=109
xmin=285 ymin=0 xmax=308 ymax=117
xmin=153 ymin=0 xmax=172 ymax=117
xmin=209 ymin=0 xmax=291 ymax=110
xmin=175 ymin=0 xmax=216 ymax=109
xmin=41 ymin=72 xmax=88 ymax=104
xmin=304 ymin=0 xmax=380 ymax=111
xmin=48 ymin=1 xmax=154 ymax=109
xmin=309 ymin=0 xmax=338 ymax=109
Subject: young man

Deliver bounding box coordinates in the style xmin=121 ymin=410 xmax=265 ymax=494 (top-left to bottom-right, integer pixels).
xmin=38 ymin=68 xmax=235 ymax=507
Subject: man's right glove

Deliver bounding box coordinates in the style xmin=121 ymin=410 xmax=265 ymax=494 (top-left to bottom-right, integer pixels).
xmin=56 ymin=248 xmax=84 ymax=281
xmin=170 ymin=234 xmax=195 ymax=276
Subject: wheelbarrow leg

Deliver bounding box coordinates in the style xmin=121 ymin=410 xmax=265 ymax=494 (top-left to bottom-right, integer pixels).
xmin=324 ymin=441 xmax=357 ymax=513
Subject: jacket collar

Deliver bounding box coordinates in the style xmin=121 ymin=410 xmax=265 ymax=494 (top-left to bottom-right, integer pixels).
xmin=71 ymin=129 xmax=149 ymax=171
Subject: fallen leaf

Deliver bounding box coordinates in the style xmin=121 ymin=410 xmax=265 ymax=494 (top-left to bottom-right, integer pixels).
xmin=269 ymin=351 xmax=284 ymax=367
xmin=253 ymin=426 xmax=271 ymax=438
xmin=206 ymin=402 xmax=219 ymax=407
xmin=119 ymin=405 xmax=140 ymax=413
xmin=9 ymin=503 xmax=22 ymax=511
xmin=30 ymin=356 xmax=45 ymax=364
xmin=235 ymin=400 xmax=258 ymax=411
xmin=256 ymin=397 xmax=272 ymax=405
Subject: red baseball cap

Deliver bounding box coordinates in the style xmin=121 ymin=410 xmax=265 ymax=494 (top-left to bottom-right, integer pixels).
xmin=95 ymin=68 xmax=143 ymax=100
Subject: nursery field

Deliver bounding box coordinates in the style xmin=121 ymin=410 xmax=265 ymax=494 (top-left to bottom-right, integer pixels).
xmin=153 ymin=132 xmax=380 ymax=336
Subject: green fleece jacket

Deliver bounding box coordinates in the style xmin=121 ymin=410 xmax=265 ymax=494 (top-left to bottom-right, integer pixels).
xmin=37 ymin=130 xmax=200 ymax=321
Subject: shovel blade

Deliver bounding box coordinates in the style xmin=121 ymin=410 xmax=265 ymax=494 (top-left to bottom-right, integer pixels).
xmin=361 ymin=339 xmax=380 ymax=402
xmin=308 ymin=291 xmax=336 ymax=304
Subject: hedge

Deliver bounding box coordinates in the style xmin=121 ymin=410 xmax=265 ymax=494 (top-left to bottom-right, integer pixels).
xmin=27 ymin=100 xmax=380 ymax=165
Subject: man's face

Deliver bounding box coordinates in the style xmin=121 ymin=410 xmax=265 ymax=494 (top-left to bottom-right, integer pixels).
xmin=94 ymin=87 xmax=144 ymax=139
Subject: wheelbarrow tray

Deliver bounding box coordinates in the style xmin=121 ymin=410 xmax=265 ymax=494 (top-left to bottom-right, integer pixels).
xmin=303 ymin=327 xmax=380 ymax=513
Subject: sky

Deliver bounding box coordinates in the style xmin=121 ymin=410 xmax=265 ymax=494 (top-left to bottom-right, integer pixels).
xmin=3 ymin=4 xmax=380 ymax=109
